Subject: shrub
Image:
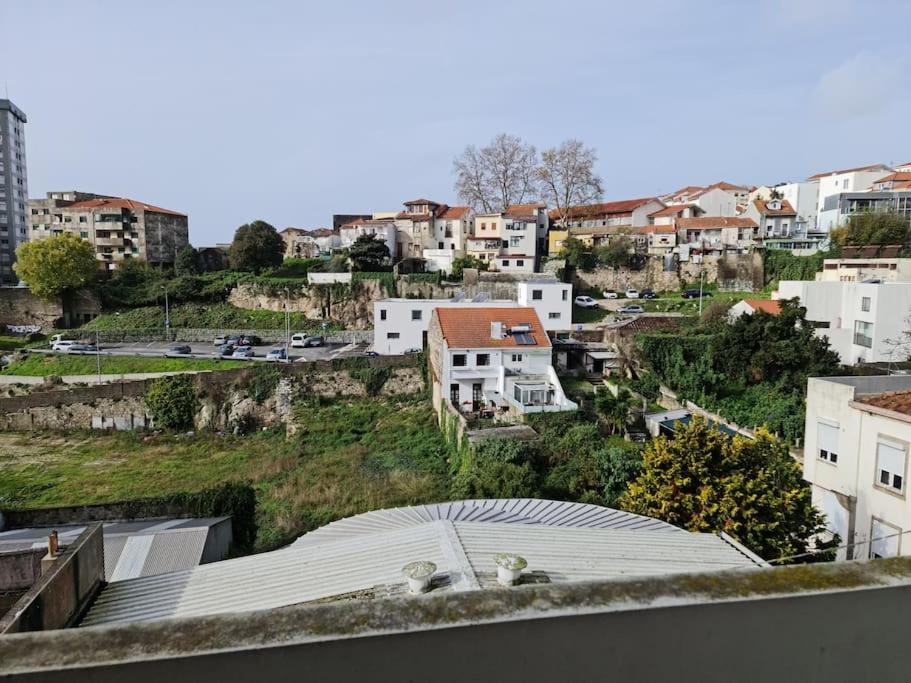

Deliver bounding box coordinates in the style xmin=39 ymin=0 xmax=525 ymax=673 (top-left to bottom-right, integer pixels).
xmin=248 ymin=363 xmax=282 ymax=404
xmin=351 ymin=367 xmax=391 ymax=396
xmin=145 ymin=374 xmax=198 ymax=430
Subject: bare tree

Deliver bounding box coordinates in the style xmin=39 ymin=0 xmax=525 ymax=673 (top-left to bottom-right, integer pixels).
xmin=453 ymin=133 xmax=539 ymax=212
xmin=537 ymin=139 xmax=604 ymax=227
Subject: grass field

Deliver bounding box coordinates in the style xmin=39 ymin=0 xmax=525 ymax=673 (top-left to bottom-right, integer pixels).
xmin=572 ymin=305 xmax=610 ymax=324
xmin=0 ymin=396 xmax=452 ymax=551
xmin=0 ymin=336 xmax=30 ymax=352
xmin=1 ymin=353 xmax=246 ymax=376
xmin=641 ymin=289 xmax=772 ymax=314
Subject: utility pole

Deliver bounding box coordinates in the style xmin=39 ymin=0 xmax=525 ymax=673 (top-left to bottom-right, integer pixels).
xmin=698 ymin=269 xmax=705 ymax=317
xmin=161 ymin=285 xmax=170 ymax=342
xmin=284 ymin=288 xmax=291 ymax=363
xmin=95 ymin=330 xmax=102 ymax=385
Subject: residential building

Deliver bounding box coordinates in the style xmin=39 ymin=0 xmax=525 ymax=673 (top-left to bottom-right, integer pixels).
xmin=727 ymin=298 xmax=781 ymax=321
xmin=895 ymin=161 xmax=911 ymax=173
xmin=331 ymin=213 xmax=371 ymax=230
xmin=817 ymin=190 xmax=911 ymax=232
xmin=372 ymin=279 xmax=572 ymax=354
xmin=808 ymin=163 xmax=893 ymax=231
xmin=777 ymin=279 xmax=911 ymax=364
xmin=547 ymin=228 xmax=568 ymax=256
xmin=427 ymin=307 xmax=577 ymax=415
xmin=280 ymin=227 xmax=340 ymax=258
xmin=675 ymin=216 xmax=757 ymax=251
xmin=551 ymin=198 xmax=664 ymax=229
xmin=640 ymin=224 xmax=677 ymax=255
xmin=467 ymin=205 xmax=540 ymax=273
xmin=751 ymin=182 xmax=820 ymax=232
xmin=339 ymin=217 xmax=397 ymax=258
xmin=0 ymin=100 xmax=28 ymax=285
xmin=27 ymin=192 xmax=188 ymax=270
xmin=648 ymin=203 xmax=703 ymax=225
xmin=662 ymin=182 xmax=749 ymax=217
xmin=803 ymin=375 xmax=911 ymax=560
xmin=871 ymin=172 xmax=911 ymax=192
xmin=813 ymin=255 xmax=911 ymax=283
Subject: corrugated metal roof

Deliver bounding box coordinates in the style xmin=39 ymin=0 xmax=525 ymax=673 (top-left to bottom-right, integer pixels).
xmin=82 ymin=508 xmax=762 ymax=629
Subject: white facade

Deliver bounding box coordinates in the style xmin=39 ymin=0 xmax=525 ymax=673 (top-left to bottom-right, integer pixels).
xmin=373 ymin=280 xmax=572 ymax=355
xmin=422 ymin=249 xmax=455 ymax=273
xmin=814 ymin=258 xmax=911 ymax=283
xmin=340 ymin=219 xmax=397 ymax=258
xmin=812 ymin=166 xmax=891 ymax=231
xmin=777 ymin=280 xmax=911 ymax=364
xmin=804 ymin=375 xmax=911 ymax=560
xmin=692 ymin=187 xmax=738 ymax=217
xmin=755 ymin=182 xmax=820 ymax=231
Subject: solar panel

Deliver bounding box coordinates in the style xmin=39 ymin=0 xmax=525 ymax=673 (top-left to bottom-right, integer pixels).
xmin=514 ymin=333 xmax=537 ymax=345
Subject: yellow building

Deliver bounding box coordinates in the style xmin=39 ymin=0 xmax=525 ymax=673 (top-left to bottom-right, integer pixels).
xmin=548 ymin=229 xmax=568 ymax=256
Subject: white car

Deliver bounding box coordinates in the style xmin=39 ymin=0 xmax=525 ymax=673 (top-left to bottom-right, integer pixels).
xmin=213 ymin=334 xmax=228 ymax=346
xmin=52 ymin=340 xmax=77 ymax=352
xmin=574 ymin=295 xmax=599 ymax=309
xmin=603 ymin=290 xmax=619 ymax=299
xmin=290 ymin=333 xmax=324 ymax=348
xmin=625 ymin=289 xmax=639 ymax=299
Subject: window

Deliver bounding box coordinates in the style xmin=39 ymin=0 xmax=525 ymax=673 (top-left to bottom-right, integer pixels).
xmin=817 ymin=421 xmax=838 ymax=464
xmin=870 ymin=518 xmax=901 ymax=558
xmin=861 ymin=297 xmax=871 ymax=312
xmin=476 ymin=353 xmax=490 ymax=366
xmin=502 ymin=260 xmax=510 ymax=266
xmin=438 ymin=242 xmax=443 ymax=249
xmin=548 ymin=312 xmax=561 ymax=319
xmin=876 ymin=440 xmax=906 ymax=493
xmin=517 ymin=260 xmax=524 ymax=267
xmin=386 ymin=332 xmax=400 ymax=339
xmin=853 ymin=320 xmax=873 ymax=348
xmin=80 ymin=232 xmax=88 ymax=239
xmin=411 ymin=309 xmax=422 ymax=321
xmin=450 ymin=383 xmax=459 ymax=403
xmin=532 ymin=289 xmax=543 ymax=300
xmin=511 ymin=353 xmax=523 ymax=362
xmin=79 ymin=216 xmax=87 ymax=223
xmin=562 ymin=290 xmax=568 ymax=301
xmin=453 ymin=354 xmax=467 ymax=367
xmin=379 ymin=309 xmax=387 ymax=321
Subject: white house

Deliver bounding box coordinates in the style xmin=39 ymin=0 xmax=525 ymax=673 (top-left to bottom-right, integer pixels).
xmin=808 ymin=163 xmax=892 ymax=231
xmin=373 ymin=280 xmax=572 ymax=355
xmin=804 ymin=375 xmax=911 ymax=560
xmin=339 ymin=217 xmax=397 ymax=258
xmin=751 ymin=183 xmax=820 ymax=232
xmin=428 ymin=307 xmax=577 ymax=416
xmin=777 ymin=279 xmax=911 ymax=364
xmin=675 ymin=216 xmax=758 ymax=251
xmin=551 ymin=198 xmax=665 ymax=229
xmin=727 ymin=299 xmax=781 ymax=321
xmin=813 ymin=256 xmax=911 ymax=283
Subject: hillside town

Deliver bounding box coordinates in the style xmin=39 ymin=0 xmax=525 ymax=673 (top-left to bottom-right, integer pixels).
xmin=2 ymin=2 xmax=911 ymax=678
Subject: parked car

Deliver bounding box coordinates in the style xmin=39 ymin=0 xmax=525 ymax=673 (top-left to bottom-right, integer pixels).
xmin=213 ymin=334 xmax=227 ymax=346
xmin=682 ymin=289 xmax=713 ymax=299
xmin=292 ymin=333 xmax=324 ymax=348
xmin=302 ymin=335 xmax=324 ymax=348
xmin=225 ymin=336 xmax=241 ymax=346
xmin=574 ymin=295 xmax=599 ymax=309
xmin=52 ymin=340 xmax=77 ymax=352
xmin=166 ymin=344 xmax=192 ymax=357
xmin=232 ymin=345 xmax=255 ymax=359
xmin=214 ymin=344 xmax=235 ymax=357
xmin=625 ymin=288 xmax=639 ymax=299
xmin=49 ymin=334 xmax=74 ymax=348
xmin=404 ymin=347 xmax=422 ymax=355
xmin=640 ymin=288 xmax=657 ymax=300
xmin=265 ymin=348 xmax=288 ymax=361
xmin=618 ymin=304 xmax=645 ymax=314
xmin=239 ymin=335 xmax=262 ymax=346
xmin=67 ymin=342 xmax=97 ymax=352
xmin=603 ymin=290 xmax=619 ymax=299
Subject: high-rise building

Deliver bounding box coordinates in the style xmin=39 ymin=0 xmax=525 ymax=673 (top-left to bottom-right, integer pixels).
xmin=0 ymin=100 xmax=28 ymax=285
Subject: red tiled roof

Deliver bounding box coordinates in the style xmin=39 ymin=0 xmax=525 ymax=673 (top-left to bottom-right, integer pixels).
xmin=63 ymin=197 xmax=185 ymax=217
xmin=705 ymin=181 xmax=749 ymax=192
xmin=665 ymin=185 xmax=705 ymax=198
xmin=855 ymin=391 xmax=911 ymax=417
xmin=753 ymin=198 xmax=796 ymax=216
xmin=504 ymin=202 xmax=545 ymax=218
xmin=874 ymin=172 xmax=911 ymax=183
xmin=676 ymin=217 xmax=757 ymax=229
xmin=649 ymin=203 xmax=694 ymax=217
xmin=548 ymin=197 xmax=659 ymax=221
xmin=807 ymin=163 xmax=891 ymax=180
xmin=434 ymin=307 xmax=550 ymax=349
xmin=403 ymin=198 xmax=441 ymax=206
xmin=439 ymin=206 xmax=471 ymax=219
xmin=743 ymin=299 xmax=781 ymax=315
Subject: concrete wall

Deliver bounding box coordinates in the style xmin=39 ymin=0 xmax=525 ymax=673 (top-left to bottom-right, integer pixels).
xmin=0 ymin=524 xmax=103 ymax=634
xmin=0 ymin=287 xmax=63 ymax=329
xmin=0 ymin=549 xmax=44 ymax=591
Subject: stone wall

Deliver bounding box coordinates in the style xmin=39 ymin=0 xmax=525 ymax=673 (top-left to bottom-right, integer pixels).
xmin=0 ymin=288 xmax=63 ymax=330
xmin=573 ymin=253 xmax=763 ymax=293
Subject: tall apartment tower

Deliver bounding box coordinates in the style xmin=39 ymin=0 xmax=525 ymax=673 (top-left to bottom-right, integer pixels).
xmin=0 ymin=100 xmax=28 ymax=285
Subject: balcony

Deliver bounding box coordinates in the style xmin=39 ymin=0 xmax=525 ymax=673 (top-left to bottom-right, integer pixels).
xmin=95 ymin=237 xmax=125 ymax=247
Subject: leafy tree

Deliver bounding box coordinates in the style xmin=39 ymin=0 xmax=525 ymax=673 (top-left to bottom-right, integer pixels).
xmin=622 ymin=418 xmax=824 ymax=560
xmin=229 ymin=221 xmax=284 ymax=273
xmin=454 ymin=133 xmax=539 ymax=212
xmin=560 ymin=237 xmax=597 ymax=271
xmin=831 ymin=211 xmax=910 ymax=247
xmin=769 ymin=187 xmax=783 ymax=200
xmin=348 ymin=235 xmax=390 ymax=272
xmin=175 ymin=245 xmax=201 ymax=276
xmin=537 ymin=139 xmax=604 ymax=227
xmin=450 ymin=255 xmax=488 ymax=280
xmin=599 ymin=446 xmax=643 ymax=508
xmin=594 ymin=388 xmax=632 ymax=435
xmin=145 ymin=375 xmax=198 ymax=430
xmin=595 ymin=237 xmax=633 ymax=268
xmin=451 ymin=455 xmax=539 ymax=499
xmin=13 ymin=233 xmax=97 ymax=299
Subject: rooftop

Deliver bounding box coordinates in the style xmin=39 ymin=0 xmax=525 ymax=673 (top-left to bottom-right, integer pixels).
xmin=676 ymin=216 xmax=757 ymax=229
xmin=742 ymin=299 xmax=781 ymax=315
xmin=435 ymin=307 xmax=550 ymax=348
xmin=854 ymin=391 xmax=911 ymax=419
xmin=753 ymin=198 xmax=797 ymax=216
xmin=62 ymin=197 xmax=186 ymax=217
xmin=649 ymin=203 xmax=695 ymax=217
xmin=549 ymin=198 xmax=659 ymax=221
xmin=807 ymin=163 xmax=891 ymax=180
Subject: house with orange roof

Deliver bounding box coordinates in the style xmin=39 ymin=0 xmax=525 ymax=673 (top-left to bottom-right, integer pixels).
xmin=675 ymin=216 xmax=758 ymax=251
xmin=427 ymin=307 xmax=576 ymax=416
xmin=727 ymin=298 xmax=781 ymax=321
xmin=549 ymin=198 xmax=664 ymax=229
xmin=27 ymin=190 xmax=188 ymax=271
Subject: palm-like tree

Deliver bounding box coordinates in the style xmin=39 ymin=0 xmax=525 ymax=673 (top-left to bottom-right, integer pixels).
xmin=594 ymin=388 xmax=632 ymax=435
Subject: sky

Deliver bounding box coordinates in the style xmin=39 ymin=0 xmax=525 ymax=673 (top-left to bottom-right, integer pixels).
xmin=1 ymin=0 xmax=909 ymax=245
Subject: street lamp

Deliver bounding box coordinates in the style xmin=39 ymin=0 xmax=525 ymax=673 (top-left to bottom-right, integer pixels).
xmin=161 ymin=285 xmax=170 ymax=342
xmin=284 ymin=288 xmax=291 ymax=363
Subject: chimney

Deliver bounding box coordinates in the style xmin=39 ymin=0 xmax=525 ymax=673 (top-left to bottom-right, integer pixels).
xmin=402 ymin=560 xmax=437 ymax=594
xmin=41 ymin=530 xmax=60 ymax=576
xmin=494 ymin=553 xmax=528 ymax=586
xmin=490 ymin=321 xmax=504 ymax=339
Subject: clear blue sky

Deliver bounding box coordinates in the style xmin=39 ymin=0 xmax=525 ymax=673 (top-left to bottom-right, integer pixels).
xmin=1 ymin=0 xmax=909 ymax=245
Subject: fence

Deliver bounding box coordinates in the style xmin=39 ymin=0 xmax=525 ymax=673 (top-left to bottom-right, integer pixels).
xmin=78 ymin=328 xmax=373 ymax=345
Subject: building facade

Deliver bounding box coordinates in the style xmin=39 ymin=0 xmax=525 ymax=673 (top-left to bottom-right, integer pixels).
xmin=809 ymin=163 xmax=893 ymax=232
xmin=0 ymin=100 xmax=28 ymax=285
xmin=817 ymin=191 xmax=911 ymax=232
xmin=27 ymin=192 xmax=188 ymax=271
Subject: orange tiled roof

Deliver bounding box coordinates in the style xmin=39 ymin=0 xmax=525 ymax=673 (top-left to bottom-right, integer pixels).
xmin=807 ymin=163 xmax=891 ymax=180
xmin=855 ymin=391 xmax=911 ymax=417
xmin=676 ymin=217 xmax=757 ymax=229
xmin=548 ymin=197 xmax=659 ymax=221
xmin=504 ymin=202 xmax=545 ymax=218
xmin=403 ymin=198 xmax=441 ymax=206
xmin=434 ymin=307 xmax=551 ymax=349
xmin=439 ymin=206 xmax=471 ymax=219
xmin=64 ymin=197 xmax=185 ymax=217
xmin=649 ymin=203 xmax=694 ymax=217
xmin=753 ymin=198 xmax=796 ymax=216
xmin=743 ymin=299 xmax=781 ymax=315
xmin=705 ymin=181 xmax=749 ymax=192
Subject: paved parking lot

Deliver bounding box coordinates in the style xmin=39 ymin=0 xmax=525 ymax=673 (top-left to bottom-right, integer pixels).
xmin=39 ymin=340 xmax=368 ymax=363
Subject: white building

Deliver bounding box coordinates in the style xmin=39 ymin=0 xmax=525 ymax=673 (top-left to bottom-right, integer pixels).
xmin=808 ymin=163 xmax=892 ymax=232
xmin=727 ymin=299 xmax=781 ymax=321
xmin=751 ymin=182 xmax=820 ymax=232
xmin=373 ymin=279 xmax=572 ymax=355
xmin=428 ymin=307 xmax=577 ymax=415
xmin=777 ymin=279 xmax=911 ymax=364
xmin=552 ymin=198 xmax=665 ymax=229
xmin=339 ymin=217 xmax=397 ymax=258
xmin=813 ymin=257 xmax=911 ymax=283
xmin=804 ymin=375 xmax=911 ymax=559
